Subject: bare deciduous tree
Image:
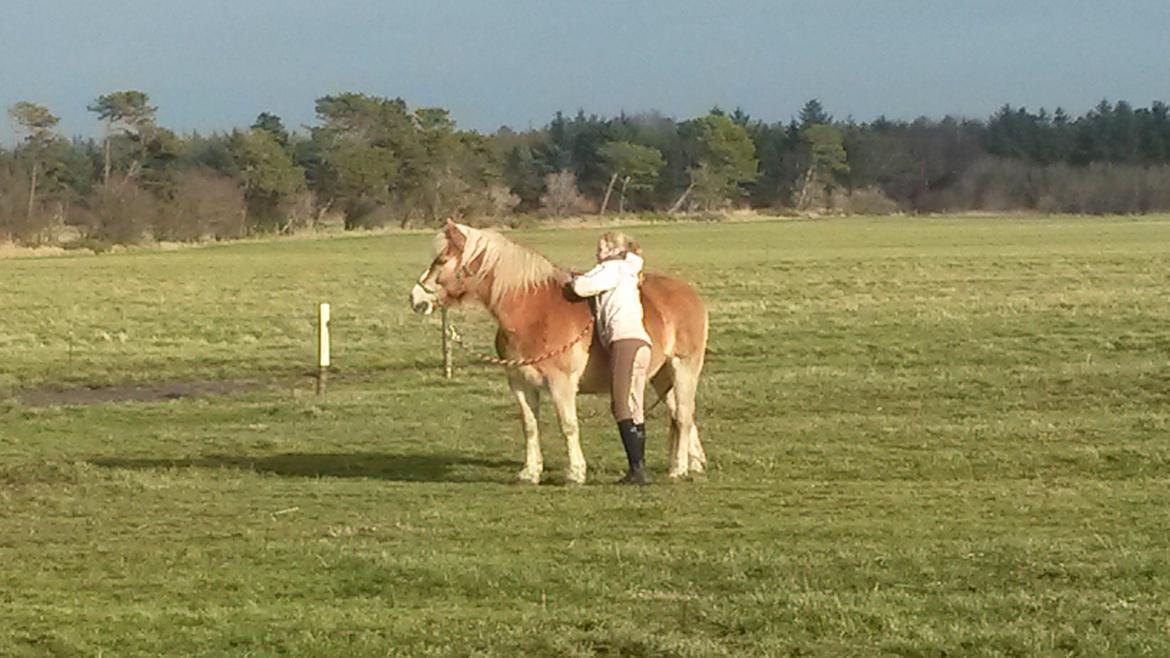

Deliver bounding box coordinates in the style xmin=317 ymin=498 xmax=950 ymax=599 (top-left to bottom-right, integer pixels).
xmin=539 ymin=171 xmax=588 ymax=217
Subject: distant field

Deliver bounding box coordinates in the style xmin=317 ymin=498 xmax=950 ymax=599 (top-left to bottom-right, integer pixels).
xmin=3 ymin=216 xmax=1170 ymax=656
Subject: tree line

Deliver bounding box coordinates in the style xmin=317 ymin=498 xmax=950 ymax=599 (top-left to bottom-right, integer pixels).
xmin=4 ymin=92 xmax=1170 ymax=246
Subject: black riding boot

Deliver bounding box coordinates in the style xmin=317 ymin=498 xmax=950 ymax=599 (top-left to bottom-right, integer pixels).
xmin=616 ymin=419 xmax=649 ymax=485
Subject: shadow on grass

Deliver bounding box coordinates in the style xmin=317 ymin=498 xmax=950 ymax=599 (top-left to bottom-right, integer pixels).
xmin=89 ymin=451 xmax=515 ymax=484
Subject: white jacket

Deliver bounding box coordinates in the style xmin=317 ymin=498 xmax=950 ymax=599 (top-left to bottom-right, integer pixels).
xmin=571 ymin=253 xmax=652 ymax=346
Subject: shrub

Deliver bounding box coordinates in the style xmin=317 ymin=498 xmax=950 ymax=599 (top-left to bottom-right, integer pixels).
xmin=539 ymin=171 xmax=589 ymax=217
xmin=156 ymin=170 xmax=246 ymax=242
xmin=62 ymin=237 xmax=113 ymax=254
xmin=936 ymin=158 xmax=1170 ymax=214
xmin=345 ymin=202 xmax=400 ymax=229
xmin=275 ymin=191 xmax=319 ymax=234
xmin=75 ymin=175 xmax=156 ymax=245
xmin=830 ymin=186 xmax=901 ymax=215
xmin=0 ymin=165 xmax=59 ymax=245
xmin=485 ymin=184 xmax=521 ymax=217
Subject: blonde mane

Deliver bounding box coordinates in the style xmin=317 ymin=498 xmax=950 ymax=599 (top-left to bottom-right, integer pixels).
xmin=436 ymin=225 xmax=561 ymax=306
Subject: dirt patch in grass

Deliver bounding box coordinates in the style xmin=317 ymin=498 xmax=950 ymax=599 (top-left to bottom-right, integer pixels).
xmin=15 ymin=380 xmax=259 ymax=407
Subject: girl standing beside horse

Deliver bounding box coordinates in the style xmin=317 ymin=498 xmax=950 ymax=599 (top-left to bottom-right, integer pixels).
xmin=569 ymin=232 xmax=652 ymax=485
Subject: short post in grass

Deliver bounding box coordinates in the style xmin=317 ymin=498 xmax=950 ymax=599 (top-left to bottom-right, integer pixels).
xmin=316 ymin=303 xmax=331 ymax=397
xmin=441 ymin=307 xmax=453 ymax=379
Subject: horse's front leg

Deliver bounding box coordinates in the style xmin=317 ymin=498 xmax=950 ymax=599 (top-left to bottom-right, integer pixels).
xmin=548 ymin=375 xmax=587 ymax=485
xmin=508 ymin=372 xmax=543 ymax=484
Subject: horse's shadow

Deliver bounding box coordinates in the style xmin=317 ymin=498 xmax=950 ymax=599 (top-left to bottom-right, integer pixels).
xmin=90 ymin=451 xmax=515 ymax=484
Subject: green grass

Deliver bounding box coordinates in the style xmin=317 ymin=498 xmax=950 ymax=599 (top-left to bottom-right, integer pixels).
xmin=3 ymin=215 xmax=1170 ymax=656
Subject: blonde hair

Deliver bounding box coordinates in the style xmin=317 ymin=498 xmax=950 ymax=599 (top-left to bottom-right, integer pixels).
xmin=598 ymin=231 xmax=641 ymax=260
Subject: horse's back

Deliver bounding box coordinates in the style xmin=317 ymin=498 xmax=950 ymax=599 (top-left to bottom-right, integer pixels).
xmin=642 ymin=272 xmax=708 ymax=360
xmin=576 ymin=271 xmax=706 ymax=395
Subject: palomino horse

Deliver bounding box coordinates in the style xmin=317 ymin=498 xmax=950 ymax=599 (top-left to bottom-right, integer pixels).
xmin=410 ymin=220 xmax=708 ymax=484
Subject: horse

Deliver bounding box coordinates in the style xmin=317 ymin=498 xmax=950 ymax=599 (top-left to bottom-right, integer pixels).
xmin=409 ymin=219 xmax=708 ymax=484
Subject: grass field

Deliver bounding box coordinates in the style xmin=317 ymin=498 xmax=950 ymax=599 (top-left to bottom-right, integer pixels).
xmin=3 ymin=216 xmax=1170 ymax=656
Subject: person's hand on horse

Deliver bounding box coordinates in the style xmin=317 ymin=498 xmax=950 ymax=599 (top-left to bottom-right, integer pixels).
xmin=563 ymin=279 xmax=585 ymax=302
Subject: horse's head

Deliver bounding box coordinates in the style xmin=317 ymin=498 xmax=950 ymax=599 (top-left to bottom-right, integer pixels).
xmin=410 ymin=219 xmax=476 ymax=315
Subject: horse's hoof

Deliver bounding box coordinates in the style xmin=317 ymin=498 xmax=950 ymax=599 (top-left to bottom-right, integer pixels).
xmin=516 ymin=469 xmax=542 ymax=485
xmin=688 ymin=460 xmax=706 ymax=474
xmin=565 ymin=466 xmax=588 ymax=485
xmin=668 ymin=468 xmax=689 ymax=480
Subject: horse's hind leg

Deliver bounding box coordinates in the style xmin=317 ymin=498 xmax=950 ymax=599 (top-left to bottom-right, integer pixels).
xmin=508 ymin=373 xmax=543 ymax=484
xmin=686 ymin=416 xmax=707 ymax=474
xmin=668 ymin=354 xmax=704 ymax=479
xmin=652 ymin=368 xmax=681 ymax=473
xmin=683 ymin=353 xmax=707 ymax=473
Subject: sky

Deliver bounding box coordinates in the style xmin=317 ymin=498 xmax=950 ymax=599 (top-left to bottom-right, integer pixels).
xmin=3 ymin=0 xmax=1169 ymax=140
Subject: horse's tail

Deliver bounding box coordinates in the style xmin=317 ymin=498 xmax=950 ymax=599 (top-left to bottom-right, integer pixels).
xmin=646 ymin=386 xmax=671 ymax=414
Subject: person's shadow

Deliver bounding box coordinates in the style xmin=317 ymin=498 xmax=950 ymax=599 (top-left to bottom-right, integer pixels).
xmin=90 ymin=452 xmax=514 ymax=484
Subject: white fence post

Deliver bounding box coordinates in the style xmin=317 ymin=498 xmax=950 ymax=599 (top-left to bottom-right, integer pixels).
xmin=441 ymin=307 xmax=453 ymax=379
xmin=316 ymin=303 xmax=330 ymax=396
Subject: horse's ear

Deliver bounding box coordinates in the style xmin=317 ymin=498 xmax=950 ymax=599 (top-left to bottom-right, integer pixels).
xmin=445 ymin=218 xmax=466 ymax=252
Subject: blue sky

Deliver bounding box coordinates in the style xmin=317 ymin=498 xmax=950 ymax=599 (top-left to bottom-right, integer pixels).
xmin=3 ymin=0 xmax=1168 ymax=140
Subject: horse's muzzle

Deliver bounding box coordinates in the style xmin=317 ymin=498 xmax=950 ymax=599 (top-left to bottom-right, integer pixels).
xmin=410 ymin=283 xmax=436 ymax=315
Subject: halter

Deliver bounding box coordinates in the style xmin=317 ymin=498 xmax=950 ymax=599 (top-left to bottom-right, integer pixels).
xmin=416 ymin=250 xmax=475 ymax=296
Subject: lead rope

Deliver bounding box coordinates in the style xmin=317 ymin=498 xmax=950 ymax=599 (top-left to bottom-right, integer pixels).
xmin=445 ymin=317 xmax=594 ymax=368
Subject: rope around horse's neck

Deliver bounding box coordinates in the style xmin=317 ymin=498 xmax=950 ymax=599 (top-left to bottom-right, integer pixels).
xmin=446 ymin=317 xmax=594 ymax=368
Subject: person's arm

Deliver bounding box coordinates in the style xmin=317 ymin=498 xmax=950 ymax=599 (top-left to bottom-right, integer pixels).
xmin=571 ymin=261 xmax=620 ymax=297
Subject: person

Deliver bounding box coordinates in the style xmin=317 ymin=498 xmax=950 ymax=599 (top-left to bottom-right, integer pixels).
xmin=570 ymin=232 xmax=652 ymax=485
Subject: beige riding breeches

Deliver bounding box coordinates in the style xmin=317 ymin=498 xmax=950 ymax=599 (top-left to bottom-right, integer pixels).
xmin=610 ymin=339 xmax=651 ymax=424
